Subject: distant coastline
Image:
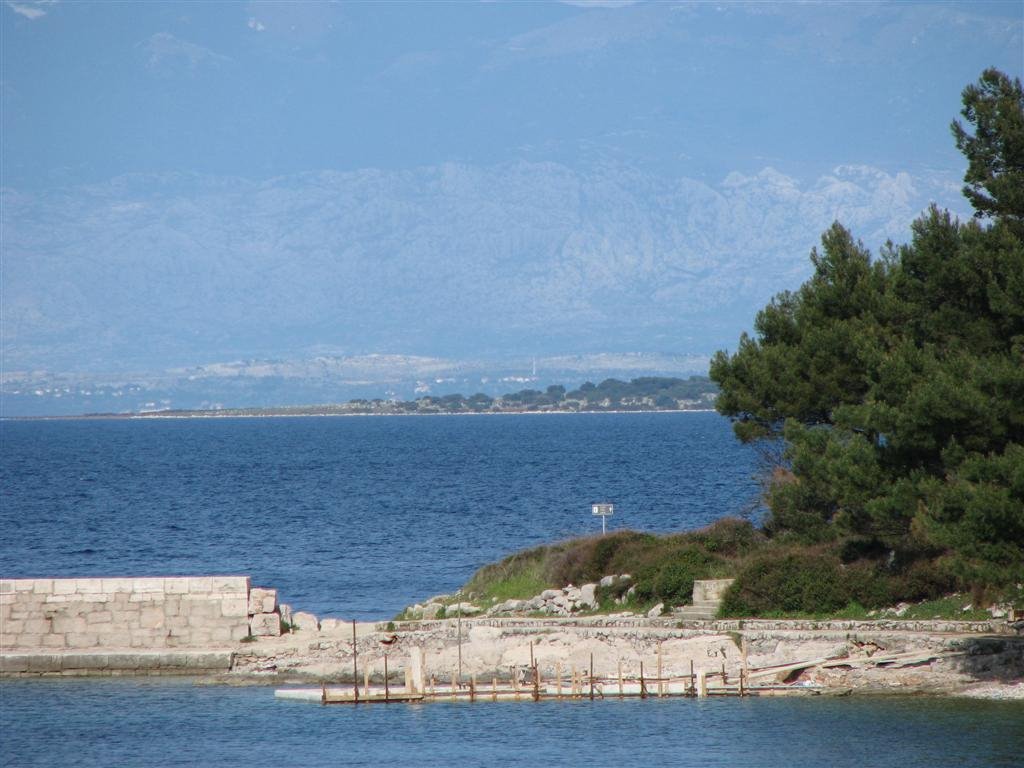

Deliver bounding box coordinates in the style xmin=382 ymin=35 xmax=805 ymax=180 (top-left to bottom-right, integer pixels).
xmin=6 ymin=375 xmax=718 ymax=421
xmin=9 ymin=406 xmax=718 ymax=421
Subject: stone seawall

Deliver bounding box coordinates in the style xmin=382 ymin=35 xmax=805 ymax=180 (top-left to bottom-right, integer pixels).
xmin=0 ymin=576 xmax=252 ymax=650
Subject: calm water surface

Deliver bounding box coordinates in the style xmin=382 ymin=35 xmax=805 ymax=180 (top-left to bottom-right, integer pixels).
xmin=1 ymin=413 xmax=759 ymax=617
xmin=1 ymin=679 xmax=1022 ymax=768
xmin=3 ymin=415 xmax=1023 ymax=766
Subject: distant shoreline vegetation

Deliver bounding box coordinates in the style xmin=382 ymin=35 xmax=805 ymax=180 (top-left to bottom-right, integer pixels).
xmin=18 ymin=376 xmax=718 ymax=420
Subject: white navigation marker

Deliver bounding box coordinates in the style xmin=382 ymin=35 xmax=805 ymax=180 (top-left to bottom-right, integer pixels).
xmin=591 ymin=502 xmax=614 ymax=535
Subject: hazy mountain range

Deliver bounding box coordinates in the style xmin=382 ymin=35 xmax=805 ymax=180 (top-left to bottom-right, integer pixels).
xmin=3 ymin=159 xmax=967 ymax=379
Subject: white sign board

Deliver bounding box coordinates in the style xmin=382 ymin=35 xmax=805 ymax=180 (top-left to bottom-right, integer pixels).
xmin=591 ymin=503 xmax=614 ymax=534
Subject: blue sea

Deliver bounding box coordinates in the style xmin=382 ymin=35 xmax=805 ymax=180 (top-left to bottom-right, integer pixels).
xmin=2 ymin=413 xmax=1022 ymax=767
xmin=1 ymin=412 xmax=761 ymax=618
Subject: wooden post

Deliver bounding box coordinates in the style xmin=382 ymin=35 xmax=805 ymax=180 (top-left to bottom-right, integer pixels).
xmin=657 ymin=644 xmax=664 ymax=697
xmin=451 ymin=670 xmax=457 ymax=701
xmin=492 ymin=677 xmax=498 ymax=702
xmin=533 ymin=664 xmax=540 ymax=702
xmin=640 ymin=661 xmax=647 ymax=699
xmin=618 ymin=660 xmax=623 ymax=698
xmin=470 ymin=675 xmax=476 ymax=702
xmin=352 ymin=621 xmax=359 ymax=704
xmin=741 ymin=639 xmax=749 ymax=697
xmin=589 ymin=654 xmax=595 ymax=700
xmin=690 ymin=659 xmax=695 ymax=697
xmin=721 ymin=661 xmax=727 ymax=686
xmin=321 ymin=681 xmax=326 ymax=706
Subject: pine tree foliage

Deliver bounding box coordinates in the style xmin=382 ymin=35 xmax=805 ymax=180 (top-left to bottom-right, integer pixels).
xmin=711 ymin=69 xmax=1024 ymax=588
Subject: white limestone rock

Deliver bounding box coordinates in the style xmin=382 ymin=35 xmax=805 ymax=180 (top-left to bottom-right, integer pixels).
xmin=647 ymin=603 xmax=665 ymax=618
xmin=446 ymin=602 xmax=480 ymax=616
xmin=249 ymin=612 xmax=282 ymax=637
xmin=421 ymin=603 xmax=444 ymax=620
xmin=248 ymin=588 xmax=277 ymax=616
xmin=292 ymin=612 xmax=319 ymax=632
xmin=579 ymin=584 xmax=598 ymax=609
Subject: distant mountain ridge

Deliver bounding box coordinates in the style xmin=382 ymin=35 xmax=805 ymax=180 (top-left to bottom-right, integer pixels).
xmin=2 ymin=159 xmax=968 ymax=376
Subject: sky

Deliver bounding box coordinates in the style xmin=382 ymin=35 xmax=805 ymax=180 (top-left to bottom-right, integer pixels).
xmin=1 ymin=1 xmax=1022 ymax=388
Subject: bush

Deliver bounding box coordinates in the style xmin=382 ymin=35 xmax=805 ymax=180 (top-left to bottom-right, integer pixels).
xmin=650 ymin=547 xmax=722 ymax=604
xmin=719 ymin=550 xmax=848 ymax=616
xmin=689 ymin=518 xmax=761 ymax=556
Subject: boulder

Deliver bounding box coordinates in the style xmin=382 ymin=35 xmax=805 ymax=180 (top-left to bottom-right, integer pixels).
xmin=579 ymin=584 xmax=598 ymax=609
xmin=446 ymin=602 xmax=480 ymax=616
xmin=319 ymin=618 xmax=348 ymax=632
xmin=248 ymin=588 xmax=277 ymax=616
xmin=564 ymin=586 xmax=582 ymax=602
xmin=279 ymin=603 xmax=293 ymax=627
xmin=599 ymin=575 xmax=617 ymax=588
xmin=249 ymin=612 xmax=282 ymax=637
xmin=421 ymin=603 xmax=444 ymax=620
xmin=292 ymin=612 xmax=319 ymax=632
xmin=540 ymin=589 xmax=562 ymax=601
xmin=488 ymin=599 xmax=527 ymax=616
xmin=647 ymin=603 xmax=665 ymax=618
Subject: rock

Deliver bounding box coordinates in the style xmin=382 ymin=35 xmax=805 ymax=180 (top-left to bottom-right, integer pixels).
xmin=248 ymin=588 xmax=277 ymax=616
xmin=446 ymin=602 xmax=480 ymax=616
xmin=599 ymin=575 xmax=617 ymax=588
xmin=421 ymin=603 xmax=444 ymax=620
xmin=564 ymin=586 xmax=582 ymax=602
xmin=528 ymin=596 xmax=545 ymax=610
xmin=579 ymin=584 xmax=598 ymax=609
xmin=619 ymin=574 xmax=632 ymax=583
xmin=551 ymin=595 xmax=573 ymax=612
xmin=292 ymin=612 xmax=319 ymax=632
xmin=647 ymin=603 xmax=665 ymax=618
xmin=279 ymin=603 xmax=293 ymax=627
xmin=892 ymin=603 xmax=910 ymax=617
xmin=990 ymin=606 xmax=1008 ymax=619
xmin=540 ymin=589 xmax=562 ymax=601
xmin=249 ymin=612 xmax=282 ymax=637
xmin=319 ymin=618 xmax=347 ymax=632
xmin=488 ymin=599 xmax=527 ymax=616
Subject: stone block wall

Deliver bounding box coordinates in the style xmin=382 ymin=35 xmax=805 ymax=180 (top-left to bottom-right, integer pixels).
xmin=0 ymin=576 xmax=252 ymax=650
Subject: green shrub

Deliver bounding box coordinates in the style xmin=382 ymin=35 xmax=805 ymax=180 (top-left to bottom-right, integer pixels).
xmin=842 ymin=560 xmax=894 ymax=609
xmin=719 ymin=550 xmax=848 ymax=616
xmin=689 ymin=518 xmax=761 ymax=556
xmin=896 ymin=558 xmax=958 ymax=602
xmin=650 ymin=547 xmax=721 ymax=604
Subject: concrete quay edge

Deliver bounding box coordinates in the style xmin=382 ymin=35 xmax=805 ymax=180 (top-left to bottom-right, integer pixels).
xmin=0 ymin=649 xmax=234 ymax=677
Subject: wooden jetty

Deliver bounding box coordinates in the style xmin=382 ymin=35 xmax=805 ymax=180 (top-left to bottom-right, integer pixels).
xmin=276 ymin=661 xmax=828 ymax=706
xmin=274 ymin=623 xmax=833 ymax=706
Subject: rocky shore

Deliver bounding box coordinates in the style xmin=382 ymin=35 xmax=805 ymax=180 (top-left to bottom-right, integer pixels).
xmin=4 ymin=575 xmax=1021 ymax=698
xmin=227 ymin=614 xmax=1024 ymax=699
